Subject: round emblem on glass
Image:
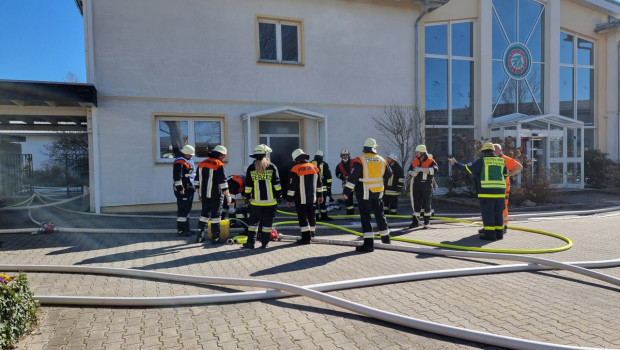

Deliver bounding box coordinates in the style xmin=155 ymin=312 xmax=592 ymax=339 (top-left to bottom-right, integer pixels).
xmin=502 ymin=42 xmax=532 ymax=80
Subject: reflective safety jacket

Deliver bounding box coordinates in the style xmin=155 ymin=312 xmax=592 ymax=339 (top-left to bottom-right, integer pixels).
xmin=311 ymin=157 xmax=332 ymax=194
xmin=343 ymin=152 xmax=392 ymax=200
xmin=454 ymin=153 xmax=507 ymax=198
xmin=195 ymin=157 xmax=229 ymax=199
xmin=287 ymin=161 xmax=323 ymax=205
xmin=385 ymin=160 xmax=404 ymax=196
xmin=335 ymin=159 xmax=352 ymax=184
xmin=172 ymin=156 xmax=195 ymax=192
xmin=244 ymin=162 xmax=282 ymax=206
xmin=409 ymin=156 xmax=438 ymax=192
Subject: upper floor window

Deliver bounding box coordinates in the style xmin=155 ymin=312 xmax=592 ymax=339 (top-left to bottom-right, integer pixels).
xmin=425 ymin=21 xmax=474 ymax=126
xmin=559 ymin=32 xmax=594 ymax=126
xmin=257 ymin=16 xmax=303 ymax=65
xmin=155 ymin=115 xmax=225 ymax=163
xmin=492 ymin=0 xmax=545 ymax=117
xmin=559 ymin=32 xmax=594 ymax=149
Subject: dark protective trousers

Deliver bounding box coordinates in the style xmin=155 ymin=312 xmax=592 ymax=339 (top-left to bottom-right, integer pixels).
xmin=479 ymin=197 xmax=505 ymax=232
xmin=175 ymin=189 xmax=195 ymax=218
xmin=356 ymin=196 xmax=388 ymax=235
xmin=247 ymin=204 xmax=277 ymax=245
xmin=413 ymin=189 xmax=432 ymax=215
xmin=199 ymin=196 xmax=224 ymax=226
xmin=295 ymin=202 xmax=317 ymax=229
xmin=383 ymin=193 xmax=399 ymax=214
xmin=344 ymin=194 xmax=355 ymax=214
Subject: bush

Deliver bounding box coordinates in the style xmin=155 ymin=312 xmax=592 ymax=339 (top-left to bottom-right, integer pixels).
xmin=584 ymin=149 xmax=617 ymax=189
xmin=446 ymin=169 xmax=477 ymax=198
xmin=447 ymin=138 xmax=559 ymax=206
xmin=0 ymin=273 xmax=38 ymax=349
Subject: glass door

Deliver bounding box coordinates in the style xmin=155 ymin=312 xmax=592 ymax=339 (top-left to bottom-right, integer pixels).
xmin=259 ymin=121 xmax=300 ymax=194
xmin=522 ymin=136 xmax=546 ymax=182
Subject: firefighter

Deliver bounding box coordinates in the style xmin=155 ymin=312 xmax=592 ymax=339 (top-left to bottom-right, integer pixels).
xmin=221 ymin=174 xmax=245 ymax=220
xmin=221 ymin=174 xmax=248 ymax=233
xmin=335 ymin=148 xmax=355 ymax=215
xmin=242 ymin=144 xmax=282 ymax=249
xmin=343 ymin=138 xmax=392 ymax=252
xmin=384 ymin=152 xmax=404 ymax=215
xmin=286 ymin=148 xmax=323 ymax=244
xmin=312 ymin=150 xmax=333 ymax=221
xmin=195 ymin=145 xmax=231 ymax=244
xmin=450 ymin=142 xmax=507 ymax=240
xmin=494 ymin=143 xmax=523 ymax=234
xmin=172 ymin=145 xmax=196 ymax=236
xmin=408 ymin=145 xmax=438 ymax=229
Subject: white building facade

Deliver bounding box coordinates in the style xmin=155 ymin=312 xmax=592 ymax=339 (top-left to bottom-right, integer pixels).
xmin=75 ymin=0 xmax=620 ymax=212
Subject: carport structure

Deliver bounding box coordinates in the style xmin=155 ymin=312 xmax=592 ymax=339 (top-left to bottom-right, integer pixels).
xmin=0 ymin=80 xmax=97 ymax=203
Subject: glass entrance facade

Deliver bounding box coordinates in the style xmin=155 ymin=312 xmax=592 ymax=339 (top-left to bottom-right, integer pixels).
xmin=423 ymin=0 xmax=598 ymax=188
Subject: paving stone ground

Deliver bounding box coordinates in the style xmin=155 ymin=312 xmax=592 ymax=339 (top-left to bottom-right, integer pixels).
xmin=2 ymin=190 xmax=620 ymax=349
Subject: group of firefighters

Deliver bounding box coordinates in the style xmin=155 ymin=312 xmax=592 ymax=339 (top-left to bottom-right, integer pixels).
xmin=172 ymin=138 xmax=522 ymax=252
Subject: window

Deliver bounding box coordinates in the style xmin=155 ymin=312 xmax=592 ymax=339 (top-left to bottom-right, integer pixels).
xmin=257 ymin=16 xmax=303 ymax=64
xmin=492 ymin=0 xmax=545 ymax=117
xmin=155 ymin=116 xmax=225 ymax=162
xmin=560 ymin=32 xmax=595 ymax=149
xmin=424 ymin=21 xmax=474 ymax=167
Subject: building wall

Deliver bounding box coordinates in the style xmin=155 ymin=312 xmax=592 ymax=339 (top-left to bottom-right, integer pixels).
xmin=86 ymin=0 xmax=420 ymax=209
xmin=84 ymin=0 xmax=620 ymax=210
xmin=21 ymin=135 xmax=51 ymax=170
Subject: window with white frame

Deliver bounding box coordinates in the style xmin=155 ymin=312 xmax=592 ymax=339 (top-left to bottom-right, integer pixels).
xmin=424 ymin=21 xmax=475 ymax=170
xmin=156 ymin=116 xmax=224 ymax=162
xmin=559 ymin=32 xmax=595 ymax=149
xmin=257 ymin=16 xmax=302 ymax=64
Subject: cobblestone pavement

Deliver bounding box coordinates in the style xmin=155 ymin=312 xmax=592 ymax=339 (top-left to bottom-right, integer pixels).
xmin=2 ymin=192 xmax=620 ymax=349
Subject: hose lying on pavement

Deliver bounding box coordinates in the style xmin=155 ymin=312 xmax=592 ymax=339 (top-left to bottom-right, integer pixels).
xmin=3 ymin=241 xmax=620 ymax=350
xmin=3 ymin=192 xmax=620 ymax=348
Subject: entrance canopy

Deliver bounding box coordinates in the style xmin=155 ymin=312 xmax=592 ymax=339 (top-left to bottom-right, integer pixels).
xmin=241 ymin=106 xmax=327 ymax=164
xmin=489 ymin=113 xmax=584 ymax=188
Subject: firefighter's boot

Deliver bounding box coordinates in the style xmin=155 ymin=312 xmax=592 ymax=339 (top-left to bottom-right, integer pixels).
xmin=177 ymin=221 xmax=185 ymax=236
xmin=260 ymin=230 xmax=270 ymax=249
xmin=381 ymin=235 xmax=391 ymax=244
xmin=423 ymin=216 xmax=430 ymax=229
xmin=479 ymin=229 xmax=497 ymax=241
xmin=196 ymin=221 xmax=206 ymax=243
xmin=409 ymin=215 xmax=420 ymax=229
xmin=183 ymin=220 xmax=191 ymax=237
xmin=346 ymin=208 xmax=355 ymax=215
xmin=495 ymin=228 xmax=504 ymax=240
xmin=242 ymin=233 xmax=255 ymax=249
xmin=356 ymin=238 xmax=374 ymax=252
xmin=211 ymin=223 xmax=222 ymax=244
xmin=296 ymin=231 xmax=311 ymax=245
xmin=321 ymin=213 xmax=332 ymax=221
xmin=316 ymin=213 xmax=321 ymax=221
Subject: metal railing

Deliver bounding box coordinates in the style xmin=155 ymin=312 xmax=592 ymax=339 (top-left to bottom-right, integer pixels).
xmin=0 ymin=154 xmax=34 ymax=197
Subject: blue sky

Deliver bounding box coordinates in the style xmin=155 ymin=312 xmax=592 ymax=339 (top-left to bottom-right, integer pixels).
xmin=1 ymin=0 xmax=620 ymax=84
xmin=0 ymin=0 xmax=86 ymax=83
